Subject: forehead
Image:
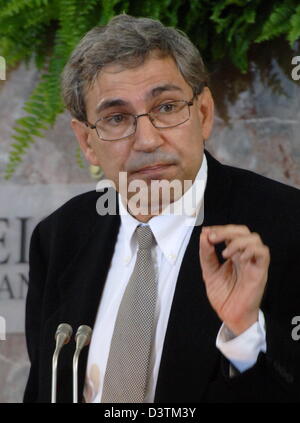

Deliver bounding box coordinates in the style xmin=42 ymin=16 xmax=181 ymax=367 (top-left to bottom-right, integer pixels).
xmin=85 ymin=55 xmax=191 ymax=115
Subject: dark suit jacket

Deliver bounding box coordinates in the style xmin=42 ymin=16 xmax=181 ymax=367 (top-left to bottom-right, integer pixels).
xmin=23 ymin=150 xmax=300 ymax=403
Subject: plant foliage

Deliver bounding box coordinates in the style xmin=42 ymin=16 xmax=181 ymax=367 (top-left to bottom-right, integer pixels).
xmin=0 ymin=0 xmax=299 ymax=178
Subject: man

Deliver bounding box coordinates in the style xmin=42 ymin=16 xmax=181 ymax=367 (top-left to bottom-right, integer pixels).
xmin=24 ymin=14 xmax=300 ymax=403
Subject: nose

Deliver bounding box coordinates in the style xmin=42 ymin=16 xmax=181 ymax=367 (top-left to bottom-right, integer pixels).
xmin=132 ymin=114 xmax=164 ymax=153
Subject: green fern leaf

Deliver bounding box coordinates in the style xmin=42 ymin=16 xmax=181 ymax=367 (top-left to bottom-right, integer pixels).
xmin=288 ymin=4 xmax=300 ymax=43
xmin=256 ymin=2 xmax=294 ymax=42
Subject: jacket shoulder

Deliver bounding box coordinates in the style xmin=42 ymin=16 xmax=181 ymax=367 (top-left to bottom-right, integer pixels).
xmin=38 ymin=189 xmax=111 ymax=230
xmin=224 ymin=162 xmax=300 ymax=223
xmin=33 ymin=189 xmax=115 ymax=253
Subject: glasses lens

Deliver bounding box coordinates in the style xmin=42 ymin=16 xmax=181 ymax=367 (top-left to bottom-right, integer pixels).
xmin=96 ymin=113 xmax=135 ymax=141
xmin=151 ymin=101 xmax=189 ymax=128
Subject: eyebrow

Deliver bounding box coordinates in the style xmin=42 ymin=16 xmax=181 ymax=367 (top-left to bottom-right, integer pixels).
xmin=149 ymin=84 xmax=183 ymax=98
xmin=95 ymin=84 xmax=183 ymax=114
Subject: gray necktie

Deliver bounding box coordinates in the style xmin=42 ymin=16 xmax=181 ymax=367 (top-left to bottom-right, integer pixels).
xmin=101 ymin=224 xmax=157 ymax=403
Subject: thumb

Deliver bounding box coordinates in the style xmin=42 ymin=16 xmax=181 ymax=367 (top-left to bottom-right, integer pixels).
xmin=199 ymin=228 xmax=220 ymax=279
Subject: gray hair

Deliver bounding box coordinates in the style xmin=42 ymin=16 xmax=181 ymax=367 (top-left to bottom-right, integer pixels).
xmin=61 ymin=14 xmax=209 ymax=122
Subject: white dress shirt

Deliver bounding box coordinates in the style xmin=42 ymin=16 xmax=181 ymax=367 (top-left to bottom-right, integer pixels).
xmin=84 ymin=154 xmax=266 ymax=403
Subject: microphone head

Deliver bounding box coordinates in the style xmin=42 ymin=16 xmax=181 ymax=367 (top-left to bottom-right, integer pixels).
xmin=55 ymin=323 xmax=73 ymax=345
xmin=75 ymin=325 xmax=92 ymax=346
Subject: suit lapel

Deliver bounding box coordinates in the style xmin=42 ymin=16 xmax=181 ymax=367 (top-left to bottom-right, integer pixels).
xmin=154 ymin=150 xmax=233 ymax=402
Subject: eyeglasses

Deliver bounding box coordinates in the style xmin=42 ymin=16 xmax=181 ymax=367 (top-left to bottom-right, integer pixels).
xmin=85 ymin=95 xmax=196 ymax=142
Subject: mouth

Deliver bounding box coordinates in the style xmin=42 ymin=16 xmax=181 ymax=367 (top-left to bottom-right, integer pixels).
xmin=132 ymin=163 xmax=175 ymax=175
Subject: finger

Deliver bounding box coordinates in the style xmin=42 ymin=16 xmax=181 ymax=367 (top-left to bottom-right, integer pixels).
xmin=230 ymin=251 xmax=243 ymax=273
xmin=240 ymin=245 xmax=270 ymax=267
xmin=206 ymin=224 xmax=251 ymax=245
xmin=222 ymin=233 xmax=263 ymax=259
xmin=199 ymin=228 xmax=221 ymax=278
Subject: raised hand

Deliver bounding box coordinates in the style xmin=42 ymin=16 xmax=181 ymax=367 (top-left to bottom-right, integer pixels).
xmin=199 ymin=225 xmax=270 ymax=335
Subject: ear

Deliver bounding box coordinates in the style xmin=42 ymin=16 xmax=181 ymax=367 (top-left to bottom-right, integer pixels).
xmin=70 ymin=119 xmax=101 ymax=166
xmin=196 ymin=87 xmax=214 ymax=140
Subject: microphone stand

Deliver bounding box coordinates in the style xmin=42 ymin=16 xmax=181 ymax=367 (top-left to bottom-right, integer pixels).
xmin=51 ymin=323 xmax=73 ymax=403
xmin=51 ymin=345 xmax=60 ymax=403
xmin=72 ymin=325 xmax=92 ymax=403
xmin=72 ymin=348 xmax=80 ymax=403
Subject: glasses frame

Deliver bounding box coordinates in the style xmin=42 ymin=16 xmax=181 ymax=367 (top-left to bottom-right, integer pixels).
xmin=84 ymin=93 xmax=198 ymax=142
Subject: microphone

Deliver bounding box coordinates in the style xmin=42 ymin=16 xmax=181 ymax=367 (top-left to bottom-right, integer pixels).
xmin=73 ymin=325 xmax=93 ymax=403
xmin=51 ymin=323 xmax=73 ymax=403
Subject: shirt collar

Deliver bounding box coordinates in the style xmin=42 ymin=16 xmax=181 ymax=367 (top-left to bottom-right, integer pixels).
xmin=118 ymin=153 xmax=207 ymax=264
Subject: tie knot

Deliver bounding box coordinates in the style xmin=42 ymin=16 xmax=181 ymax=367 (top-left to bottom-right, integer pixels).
xmin=136 ymin=225 xmax=154 ymax=250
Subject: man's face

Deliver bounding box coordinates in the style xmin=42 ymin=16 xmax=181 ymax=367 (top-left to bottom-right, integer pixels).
xmin=72 ymin=54 xmax=214 ymax=212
